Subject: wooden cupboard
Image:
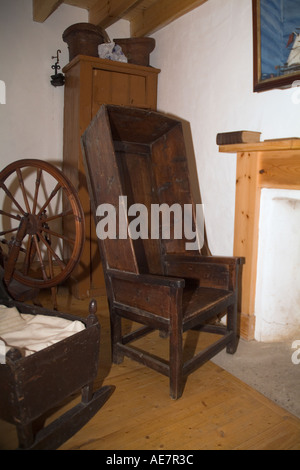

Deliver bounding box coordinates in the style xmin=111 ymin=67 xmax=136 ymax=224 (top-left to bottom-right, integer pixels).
xmin=62 ymin=55 xmax=160 ymax=298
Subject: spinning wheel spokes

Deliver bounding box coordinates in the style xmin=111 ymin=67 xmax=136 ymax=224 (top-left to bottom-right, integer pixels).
xmin=0 ymin=159 xmax=85 ymax=294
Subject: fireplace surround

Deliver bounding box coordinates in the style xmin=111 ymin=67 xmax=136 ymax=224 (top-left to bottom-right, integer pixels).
xmin=220 ymin=137 xmax=300 ymax=340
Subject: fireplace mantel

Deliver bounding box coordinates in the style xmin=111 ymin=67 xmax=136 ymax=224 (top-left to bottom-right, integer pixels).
xmin=220 ymin=137 xmax=300 ymax=340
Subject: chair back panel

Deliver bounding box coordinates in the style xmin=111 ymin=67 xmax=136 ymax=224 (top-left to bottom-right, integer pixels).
xmin=115 ymin=144 xmax=163 ymax=275
xmin=81 ymin=106 xmax=139 ymax=273
xmin=82 ymin=105 xmax=200 ymax=276
xmin=151 ymin=124 xmax=196 ymax=256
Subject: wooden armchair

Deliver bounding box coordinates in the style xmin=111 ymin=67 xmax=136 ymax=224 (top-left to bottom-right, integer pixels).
xmin=82 ymin=105 xmax=244 ymax=399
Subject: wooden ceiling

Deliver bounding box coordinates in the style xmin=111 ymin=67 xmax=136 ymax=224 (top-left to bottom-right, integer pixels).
xmin=33 ymin=0 xmax=208 ymax=37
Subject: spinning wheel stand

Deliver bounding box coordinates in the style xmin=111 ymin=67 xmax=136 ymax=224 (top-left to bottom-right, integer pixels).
xmin=0 ymin=159 xmax=85 ymax=308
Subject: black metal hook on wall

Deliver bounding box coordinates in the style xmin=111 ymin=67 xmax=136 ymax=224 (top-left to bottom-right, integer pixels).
xmin=51 ymin=49 xmax=65 ymax=87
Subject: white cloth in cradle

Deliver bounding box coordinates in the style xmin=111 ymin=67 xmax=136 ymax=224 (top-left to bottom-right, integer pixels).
xmin=0 ymin=305 xmax=85 ymax=361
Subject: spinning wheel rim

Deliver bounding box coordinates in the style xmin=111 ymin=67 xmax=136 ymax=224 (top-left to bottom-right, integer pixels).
xmin=0 ymin=159 xmax=85 ymax=289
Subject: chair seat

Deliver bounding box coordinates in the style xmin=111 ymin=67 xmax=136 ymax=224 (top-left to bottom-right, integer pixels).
xmin=183 ymin=286 xmax=235 ymax=323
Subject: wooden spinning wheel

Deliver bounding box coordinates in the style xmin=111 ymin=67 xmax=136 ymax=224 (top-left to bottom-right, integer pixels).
xmin=0 ymin=159 xmax=85 ymax=307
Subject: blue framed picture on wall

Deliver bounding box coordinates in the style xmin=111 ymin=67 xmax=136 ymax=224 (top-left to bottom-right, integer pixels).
xmin=253 ymin=0 xmax=300 ymax=91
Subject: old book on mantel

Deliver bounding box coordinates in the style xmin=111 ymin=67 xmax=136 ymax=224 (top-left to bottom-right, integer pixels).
xmin=217 ymin=131 xmax=261 ymax=145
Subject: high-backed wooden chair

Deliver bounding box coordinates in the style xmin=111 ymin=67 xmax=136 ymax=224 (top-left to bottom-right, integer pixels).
xmin=82 ymin=105 xmax=244 ymax=399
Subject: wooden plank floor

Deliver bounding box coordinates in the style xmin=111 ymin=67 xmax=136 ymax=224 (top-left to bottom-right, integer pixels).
xmin=1 ymin=289 xmax=300 ymax=451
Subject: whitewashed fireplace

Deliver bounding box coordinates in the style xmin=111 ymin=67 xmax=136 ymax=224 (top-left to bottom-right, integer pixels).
xmin=220 ymin=138 xmax=300 ymax=342
xmin=255 ymin=188 xmax=300 ymax=342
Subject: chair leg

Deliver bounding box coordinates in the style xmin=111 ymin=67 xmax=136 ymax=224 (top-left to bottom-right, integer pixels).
xmin=226 ymin=303 xmax=239 ymax=355
xmin=110 ymin=309 xmax=124 ymax=364
xmin=169 ymin=324 xmax=183 ymax=400
xmin=16 ymin=422 xmax=35 ymax=449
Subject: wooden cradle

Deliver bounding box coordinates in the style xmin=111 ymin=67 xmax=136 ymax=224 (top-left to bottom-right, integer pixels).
xmin=0 ymin=277 xmax=114 ymax=450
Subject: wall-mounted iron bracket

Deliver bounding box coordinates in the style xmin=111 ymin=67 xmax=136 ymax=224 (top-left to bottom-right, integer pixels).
xmin=51 ymin=50 xmax=65 ymax=87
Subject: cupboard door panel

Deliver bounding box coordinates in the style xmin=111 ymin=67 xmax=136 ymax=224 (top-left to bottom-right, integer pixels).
xmin=92 ymin=69 xmax=147 ymax=116
xmin=129 ymin=74 xmax=146 ymax=107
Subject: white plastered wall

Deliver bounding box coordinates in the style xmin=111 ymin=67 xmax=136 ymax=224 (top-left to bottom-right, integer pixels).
xmin=150 ymin=0 xmax=300 ymax=342
xmin=0 ymin=0 xmax=129 ymax=231
xmin=0 ymin=1 xmax=86 ymax=168
xmin=0 ymin=0 xmax=129 ymax=166
xmin=150 ymin=0 xmax=300 ymax=255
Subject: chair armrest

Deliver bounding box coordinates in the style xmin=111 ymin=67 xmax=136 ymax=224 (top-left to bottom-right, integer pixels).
xmin=197 ymin=255 xmax=244 ymax=266
xmin=107 ymin=269 xmax=185 ymax=289
xmin=107 ymin=269 xmax=185 ymax=320
xmin=165 ymin=253 xmax=244 ymax=265
xmin=164 ymin=254 xmax=244 ymax=291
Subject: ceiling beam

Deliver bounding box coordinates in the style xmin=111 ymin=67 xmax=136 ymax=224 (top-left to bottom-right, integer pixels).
xmin=130 ymin=0 xmax=208 ymax=37
xmin=63 ymin=0 xmax=96 ymax=8
xmin=33 ymin=0 xmax=63 ymax=22
xmin=89 ymin=0 xmax=143 ymax=28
